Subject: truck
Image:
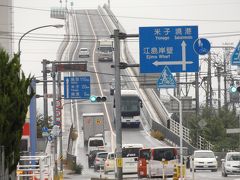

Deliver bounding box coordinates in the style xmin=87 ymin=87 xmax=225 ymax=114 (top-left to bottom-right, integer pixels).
xmin=82 ymin=113 xmax=104 ymax=143
xmin=97 ymin=39 xmax=113 ymax=61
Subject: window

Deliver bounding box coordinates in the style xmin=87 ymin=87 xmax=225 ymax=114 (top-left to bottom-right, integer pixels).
xmin=153 ymin=149 xmax=176 ymax=161
xmin=89 ymin=140 xmax=104 ymax=146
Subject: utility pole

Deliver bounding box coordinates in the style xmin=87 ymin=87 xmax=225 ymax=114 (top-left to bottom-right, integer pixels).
xmin=216 ymin=66 xmax=222 ymax=111
xmin=195 ymin=72 xmax=199 ymax=115
xmin=51 ymin=62 xmax=58 ymax=177
xmin=206 ymin=52 xmax=212 ymax=108
xmin=57 ymin=72 xmax=63 ymax=172
xmin=224 ymin=50 xmax=227 ymax=108
xmin=113 ymin=29 xmax=122 ymax=180
xmin=42 ymin=59 xmax=49 ymax=127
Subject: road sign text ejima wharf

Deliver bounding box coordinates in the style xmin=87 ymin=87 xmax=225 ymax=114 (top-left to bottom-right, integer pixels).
xmin=139 ymin=26 xmax=199 ymax=73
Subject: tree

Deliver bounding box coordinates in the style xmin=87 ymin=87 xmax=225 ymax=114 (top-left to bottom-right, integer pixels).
xmin=0 ymin=48 xmax=34 ymax=173
xmin=188 ymin=107 xmax=239 ymax=151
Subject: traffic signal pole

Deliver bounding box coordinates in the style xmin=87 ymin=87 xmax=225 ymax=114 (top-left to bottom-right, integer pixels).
xmin=51 ymin=62 xmax=58 ymax=177
xmin=113 ymin=29 xmax=123 ymax=180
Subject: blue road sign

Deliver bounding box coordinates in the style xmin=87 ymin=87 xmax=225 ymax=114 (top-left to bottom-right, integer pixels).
xmin=193 ymin=38 xmax=211 ymax=55
xmin=139 ymin=26 xmax=199 ymax=73
xmin=64 ymin=76 xmax=90 ymax=99
xmin=231 ymin=41 xmax=240 ymax=65
xmin=42 ymin=127 xmax=48 ymax=132
xmin=157 ymin=66 xmax=176 ymax=89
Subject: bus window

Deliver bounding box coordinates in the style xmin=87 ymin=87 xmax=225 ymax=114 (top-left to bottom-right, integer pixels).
xmin=139 ymin=149 xmax=150 ymax=160
xmin=152 ymin=148 xmax=176 ymax=161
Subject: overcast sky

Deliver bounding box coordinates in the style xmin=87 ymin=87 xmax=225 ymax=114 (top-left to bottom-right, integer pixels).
xmin=13 ymin=0 xmax=240 ymax=112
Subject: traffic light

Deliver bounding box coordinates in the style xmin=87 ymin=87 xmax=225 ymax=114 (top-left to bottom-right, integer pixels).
xmin=90 ymin=95 xmax=107 ymax=102
xmin=229 ymin=86 xmax=240 ymax=103
xmin=229 ymin=86 xmax=237 ymax=93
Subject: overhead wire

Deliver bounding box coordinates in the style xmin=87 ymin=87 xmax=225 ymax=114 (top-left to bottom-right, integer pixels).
xmin=1 ymin=3 xmax=240 ymax=23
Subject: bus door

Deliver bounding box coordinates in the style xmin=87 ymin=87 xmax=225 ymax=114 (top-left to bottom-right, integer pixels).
xmin=138 ymin=148 xmax=150 ymax=177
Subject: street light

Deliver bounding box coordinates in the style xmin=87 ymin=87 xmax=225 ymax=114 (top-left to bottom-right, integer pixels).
xmin=18 ymin=24 xmax=64 ymax=54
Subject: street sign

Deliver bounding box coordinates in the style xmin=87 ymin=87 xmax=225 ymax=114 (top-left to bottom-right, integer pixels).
xmin=157 ymin=66 xmax=176 ymax=89
xmin=193 ymin=38 xmax=211 ymax=55
xmin=56 ymin=63 xmax=87 ymax=72
xmin=64 ymin=76 xmax=90 ymax=99
xmin=226 ymin=128 xmax=240 ymax=134
xmin=42 ymin=127 xmax=48 ymax=132
xmin=139 ymin=26 xmax=199 ymax=73
xmin=51 ymin=125 xmax=60 ymax=137
xmin=42 ymin=132 xmax=49 ymax=137
xmin=231 ymin=41 xmax=240 ymax=65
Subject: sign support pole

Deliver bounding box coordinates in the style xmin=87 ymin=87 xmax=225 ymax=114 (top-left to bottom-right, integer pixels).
xmin=114 ymin=29 xmax=123 ymax=180
xmin=166 ymin=89 xmax=183 ymax=180
xmin=52 ymin=62 xmax=58 ymax=177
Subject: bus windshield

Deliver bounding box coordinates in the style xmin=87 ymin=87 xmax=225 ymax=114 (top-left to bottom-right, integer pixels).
xmin=122 ymin=148 xmax=141 ymax=158
xmin=121 ymin=96 xmax=140 ymax=116
xmin=99 ymin=47 xmax=113 ymax=52
xmin=153 ymin=148 xmax=177 ymax=161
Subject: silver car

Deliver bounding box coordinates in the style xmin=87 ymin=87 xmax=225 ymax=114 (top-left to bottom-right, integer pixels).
xmin=79 ymin=48 xmax=90 ymax=58
xmin=94 ymin=151 xmax=108 ymax=171
xmin=222 ymin=152 xmax=240 ymax=177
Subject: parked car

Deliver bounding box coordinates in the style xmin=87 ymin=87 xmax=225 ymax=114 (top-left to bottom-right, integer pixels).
xmin=190 ymin=150 xmax=218 ymax=172
xmin=87 ymin=150 xmax=105 ymax=168
xmin=104 ymin=152 xmax=115 ymax=174
xmin=94 ymin=151 xmax=108 ymax=171
xmin=222 ymin=152 xmax=240 ymax=177
xmin=79 ymin=48 xmax=90 ymax=58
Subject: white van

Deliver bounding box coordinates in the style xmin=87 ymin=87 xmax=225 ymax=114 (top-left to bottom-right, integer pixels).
xmin=87 ymin=134 xmax=105 ymax=154
xmin=190 ymin=150 xmax=218 ymax=172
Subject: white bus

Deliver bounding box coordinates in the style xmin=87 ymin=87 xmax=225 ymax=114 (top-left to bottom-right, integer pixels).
xmin=138 ymin=147 xmax=179 ymax=178
xmin=119 ymin=144 xmax=144 ymax=174
xmin=119 ymin=89 xmax=142 ymax=128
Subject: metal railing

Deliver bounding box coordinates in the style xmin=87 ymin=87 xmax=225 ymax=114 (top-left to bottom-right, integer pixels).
xmin=17 ymin=155 xmax=51 ymax=180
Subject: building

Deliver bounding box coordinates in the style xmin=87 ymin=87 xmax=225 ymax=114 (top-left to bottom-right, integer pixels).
xmin=0 ymin=0 xmax=13 ymax=54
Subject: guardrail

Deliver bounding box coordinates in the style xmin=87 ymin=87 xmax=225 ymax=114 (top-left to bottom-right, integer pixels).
xmin=17 ymin=155 xmax=51 ymax=180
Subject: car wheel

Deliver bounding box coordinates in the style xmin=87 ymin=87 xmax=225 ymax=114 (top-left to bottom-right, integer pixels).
xmin=194 ymin=169 xmax=196 ymax=172
xmin=190 ymin=168 xmax=192 ymax=172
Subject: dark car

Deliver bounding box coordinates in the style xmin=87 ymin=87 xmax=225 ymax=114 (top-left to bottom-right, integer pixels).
xmin=87 ymin=150 xmax=105 ymax=168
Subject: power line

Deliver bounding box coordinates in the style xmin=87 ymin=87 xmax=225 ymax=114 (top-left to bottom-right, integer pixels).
xmin=1 ymin=4 xmax=240 ymax=23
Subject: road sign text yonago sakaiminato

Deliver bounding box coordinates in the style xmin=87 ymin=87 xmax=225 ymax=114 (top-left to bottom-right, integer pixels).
xmin=139 ymin=26 xmax=199 ymax=73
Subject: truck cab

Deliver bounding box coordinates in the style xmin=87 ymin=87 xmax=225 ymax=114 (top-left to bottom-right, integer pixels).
xmin=87 ymin=134 xmax=106 ymax=154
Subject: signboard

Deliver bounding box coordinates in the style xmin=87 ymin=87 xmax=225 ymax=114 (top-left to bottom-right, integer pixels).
xmin=157 ymin=66 xmax=176 ymax=89
xmin=226 ymin=128 xmax=240 ymax=134
xmin=139 ymin=26 xmax=199 ymax=73
xmin=193 ymin=38 xmax=211 ymax=55
xmin=64 ymin=76 xmax=90 ymax=99
xmin=56 ymin=63 xmax=87 ymax=72
xmin=231 ymin=41 xmax=240 ymax=65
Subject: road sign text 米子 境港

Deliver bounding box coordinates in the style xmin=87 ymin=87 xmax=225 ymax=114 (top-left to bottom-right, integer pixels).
xmin=139 ymin=26 xmax=199 ymax=73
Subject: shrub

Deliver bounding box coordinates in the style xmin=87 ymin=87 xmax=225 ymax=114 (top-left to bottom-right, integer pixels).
xmin=72 ymin=163 xmax=83 ymax=174
xmin=151 ymin=130 xmax=165 ymax=141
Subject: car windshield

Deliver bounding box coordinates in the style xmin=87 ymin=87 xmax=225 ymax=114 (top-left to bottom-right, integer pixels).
xmin=227 ymin=154 xmax=240 ymax=161
xmin=81 ymin=48 xmax=88 ymax=51
xmin=89 ymin=140 xmax=104 ymax=146
xmin=98 ymin=153 xmax=108 ymax=158
xmin=194 ymin=152 xmax=215 ymax=158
